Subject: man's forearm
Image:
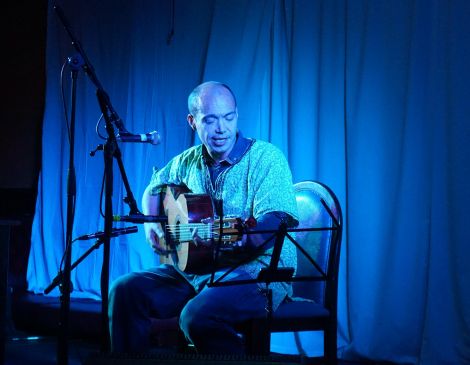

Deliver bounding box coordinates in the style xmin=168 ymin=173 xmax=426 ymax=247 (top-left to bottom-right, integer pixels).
xmin=142 ymin=185 xmax=160 ymax=215
xmin=246 ymin=211 xmax=297 ymax=250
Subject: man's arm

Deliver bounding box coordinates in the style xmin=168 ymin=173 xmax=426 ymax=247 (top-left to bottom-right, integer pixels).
xmin=142 ymin=185 xmax=166 ymax=253
xmin=244 ymin=211 xmax=298 ymax=250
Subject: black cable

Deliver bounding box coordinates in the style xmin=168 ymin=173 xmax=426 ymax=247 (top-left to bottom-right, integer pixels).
xmin=59 ymin=60 xmax=71 ymax=144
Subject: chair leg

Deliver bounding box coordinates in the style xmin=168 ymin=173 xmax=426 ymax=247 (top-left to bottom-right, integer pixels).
xmin=324 ymin=325 xmax=337 ymax=365
xmin=244 ymin=320 xmax=270 ymax=355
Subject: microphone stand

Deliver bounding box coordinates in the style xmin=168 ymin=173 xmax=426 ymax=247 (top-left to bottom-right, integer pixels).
xmin=44 ymin=227 xmax=138 ymax=296
xmin=96 ymin=89 xmax=143 ymax=354
xmin=51 ymin=5 xmax=144 ymax=363
xmin=56 ymin=54 xmax=81 ymax=365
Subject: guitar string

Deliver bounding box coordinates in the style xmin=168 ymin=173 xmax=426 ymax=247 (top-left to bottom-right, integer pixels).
xmin=167 ymin=223 xmax=213 ymax=241
xmin=165 ymin=224 xmax=236 ymax=241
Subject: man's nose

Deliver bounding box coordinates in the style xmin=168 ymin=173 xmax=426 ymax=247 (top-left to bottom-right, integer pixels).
xmin=215 ymin=118 xmax=226 ymax=132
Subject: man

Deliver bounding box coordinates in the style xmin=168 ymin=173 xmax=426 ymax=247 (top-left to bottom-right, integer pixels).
xmin=108 ymin=81 xmax=298 ymax=354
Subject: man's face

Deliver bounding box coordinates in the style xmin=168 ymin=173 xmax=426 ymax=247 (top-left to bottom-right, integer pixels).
xmin=189 ymin=86 xmax=238 ymax=163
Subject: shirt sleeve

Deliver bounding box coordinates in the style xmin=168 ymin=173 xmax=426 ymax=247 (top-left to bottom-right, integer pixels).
xmin=148 ymin=156 xmax=181 ymax=195
xmin=250 ymin=143 xmax=299 ymax=222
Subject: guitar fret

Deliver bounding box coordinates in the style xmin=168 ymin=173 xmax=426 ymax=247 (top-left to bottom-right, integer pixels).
xmin=167 ymin=222 xmax=215 ymax=242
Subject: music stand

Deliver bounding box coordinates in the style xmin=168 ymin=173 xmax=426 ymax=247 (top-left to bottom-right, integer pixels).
xmin=205 ymin=198 xmax=340 ymax=336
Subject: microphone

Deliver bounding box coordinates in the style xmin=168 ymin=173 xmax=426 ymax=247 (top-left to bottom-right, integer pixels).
xmin=113 ymin=214 xmax=168 ymax=224
xmin=116 ymin=131 xmax=161 ymax=145
xmin=75 ymin=226 xmax=138 ymax=241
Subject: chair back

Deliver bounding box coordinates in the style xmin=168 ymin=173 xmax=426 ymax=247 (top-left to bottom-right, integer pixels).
xmin=291 ymin=181 xmax=343 ymax=310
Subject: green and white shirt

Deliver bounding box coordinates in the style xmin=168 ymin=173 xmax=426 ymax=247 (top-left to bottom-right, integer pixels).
xmin=149 ymin=135 xmax=299 ymax=310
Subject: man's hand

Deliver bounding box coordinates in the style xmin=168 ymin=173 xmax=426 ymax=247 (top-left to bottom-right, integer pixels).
xmin=142 ymin=185 xmax=168 ymax=254
xmin=189 ymin=226 xmax=213 ymax=247
xmin=144 ymin=222 xmax=167 ymax=254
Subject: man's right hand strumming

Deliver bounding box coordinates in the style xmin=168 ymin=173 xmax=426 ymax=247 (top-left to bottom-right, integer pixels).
xmin=144 ymin=222 xmax=166 ymax=254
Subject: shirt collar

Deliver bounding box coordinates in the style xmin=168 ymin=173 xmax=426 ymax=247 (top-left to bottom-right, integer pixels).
xmin=202 ymin=131 xmax=253 ymax=166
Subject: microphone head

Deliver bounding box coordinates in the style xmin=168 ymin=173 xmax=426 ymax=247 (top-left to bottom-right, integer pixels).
xmin=148 ymin=131 xmax=161 ymax=145
xmin=116 ymin=131 xmax=161 ymax=145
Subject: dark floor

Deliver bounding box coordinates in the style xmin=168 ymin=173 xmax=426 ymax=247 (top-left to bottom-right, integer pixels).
xmin=4 ymin=333 xmax=388 ymax=365
xmin=5 ymin=334 xmax=99 ymax=365
xmin=3 ymin=294 xmax=388 ymax=365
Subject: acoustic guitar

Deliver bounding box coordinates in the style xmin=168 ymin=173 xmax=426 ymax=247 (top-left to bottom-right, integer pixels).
xmin=157 ymin=185 xmax=247 ymax=274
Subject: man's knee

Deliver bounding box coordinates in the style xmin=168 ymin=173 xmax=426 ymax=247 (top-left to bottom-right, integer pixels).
xmin=109 ymin=272 xmax=143 ymax=310
xmin=179 ymin=299 xmax=208 ymax=339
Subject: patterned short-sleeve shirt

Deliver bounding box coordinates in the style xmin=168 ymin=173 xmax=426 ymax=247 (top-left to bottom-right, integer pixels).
xmin=149 ymin=136 xmax=299 ymax=310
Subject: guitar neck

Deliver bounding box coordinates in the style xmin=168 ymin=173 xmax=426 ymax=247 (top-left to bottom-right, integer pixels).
xmin=167 ymin=218 xmax=242 ymax=244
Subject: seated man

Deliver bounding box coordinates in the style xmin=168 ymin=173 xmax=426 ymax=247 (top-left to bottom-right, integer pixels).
xmin=108 ymin=81 xmax=298 ymax=354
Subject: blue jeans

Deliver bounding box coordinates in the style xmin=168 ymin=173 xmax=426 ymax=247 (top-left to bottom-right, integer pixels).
xmin=108 ymin=264 xmax=268 ymax=354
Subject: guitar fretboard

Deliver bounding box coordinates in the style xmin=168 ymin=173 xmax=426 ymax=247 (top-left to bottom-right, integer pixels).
xmin=166 ymin=219 xmax=239 ymax=244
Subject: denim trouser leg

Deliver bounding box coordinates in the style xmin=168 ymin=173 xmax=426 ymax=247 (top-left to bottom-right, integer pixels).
xmin=179 ymin=272 xmax=268 ymax=354
xmin=108 ymin=264 xmax=195 ymax=353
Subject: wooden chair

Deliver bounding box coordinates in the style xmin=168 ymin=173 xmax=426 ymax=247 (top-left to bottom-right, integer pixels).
xmin=238 ymin=180 xmax=343 ymax=365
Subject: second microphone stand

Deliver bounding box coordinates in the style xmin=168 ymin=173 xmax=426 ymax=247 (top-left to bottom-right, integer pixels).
xmin=96 ymin=89 xmax=143 ymax=353
xmin=57 ymin=55 xmax=80 ymax=365
xmin=52 ymin=5 xmax=145 ymax=362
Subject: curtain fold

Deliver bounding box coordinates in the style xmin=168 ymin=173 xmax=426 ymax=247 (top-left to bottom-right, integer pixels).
xmin=29 ymin=0 xmax=470 ymax=363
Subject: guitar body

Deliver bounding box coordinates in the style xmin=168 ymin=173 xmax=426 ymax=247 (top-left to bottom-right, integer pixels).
xmin=158 ymin=185 xmax=242 ymax=274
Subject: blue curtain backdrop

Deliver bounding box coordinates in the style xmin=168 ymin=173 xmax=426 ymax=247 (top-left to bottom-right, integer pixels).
xmin=28 ymin=0 xmax=470 ymax=364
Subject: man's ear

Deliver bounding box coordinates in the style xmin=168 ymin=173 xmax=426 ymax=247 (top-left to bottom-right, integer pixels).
xmin=187 ymin=114 xmax=196 ymax=131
